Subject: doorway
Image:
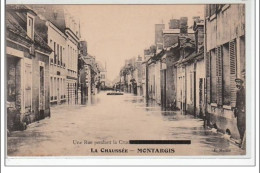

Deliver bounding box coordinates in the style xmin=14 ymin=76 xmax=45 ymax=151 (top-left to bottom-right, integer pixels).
xmin=39 ymin=66 xmax=45 ymax=119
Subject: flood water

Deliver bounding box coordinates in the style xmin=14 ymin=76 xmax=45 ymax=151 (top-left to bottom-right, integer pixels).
xmin=7 ymin=91 xmax=246 ymax=156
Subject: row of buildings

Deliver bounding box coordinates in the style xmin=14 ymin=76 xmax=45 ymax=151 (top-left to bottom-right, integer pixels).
xmin=6 ymin=5 xmax=107 ymax=131
xmin=117 ymin=4 xmax=245 ymax=140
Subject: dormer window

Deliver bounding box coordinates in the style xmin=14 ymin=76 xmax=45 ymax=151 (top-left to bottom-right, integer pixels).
xmin=27 ymin=13 xmax=35 ymax=39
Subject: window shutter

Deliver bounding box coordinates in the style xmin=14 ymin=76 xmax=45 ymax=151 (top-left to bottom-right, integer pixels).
xmin=229 ymin=40 xmax=237 ymax=107
xmin=206 ymin=52 xmax=211 ymax=103
xmin=216 ymin=46 xmax=223 ymax=105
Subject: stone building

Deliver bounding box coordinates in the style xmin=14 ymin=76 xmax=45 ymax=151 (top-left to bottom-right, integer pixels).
xmin=64 ymin=9 xmax=81 ymax=104
xmin=30 ymin=5 xmax=81 ymax=105
xmin=135 ymin=56 xmax=144 ymax=96
xmin=6 ymin=5 xmax=52 ymax=130
xmin=204 ymin=4 xmax=245 ymax=139
xmin=97 ymin=62 xmax=107 ymax=90
xmin=162 ymin=27 xmax=180 ymax=109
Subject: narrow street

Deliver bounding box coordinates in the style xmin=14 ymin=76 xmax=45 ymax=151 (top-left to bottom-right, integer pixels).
xmin=7 ymin=91 xmax=245 ymax=156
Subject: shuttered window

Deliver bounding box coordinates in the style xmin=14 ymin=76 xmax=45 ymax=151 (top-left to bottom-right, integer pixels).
xmin=223 ymin=43 xmax=231 ymax=105
xmin=210 ymin=49 xmax=217 ymax=103
xmin=229 ymin=39 xmax=237 ymax=107
xmin=216 ymin=46 xmax=223 ymax=105
xmin=206 ymin=52 xmax=211 ymax=103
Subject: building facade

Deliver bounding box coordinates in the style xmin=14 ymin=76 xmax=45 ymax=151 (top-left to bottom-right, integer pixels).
xmin=64 ymin=9 xmax=81 ymax=104
xmin=6 ymin=5 xmax=52 ymax=130
xmin=205 ymin=4 xmax=245 ymax=139
xmin=30 ymin=5 xmax=81 ymax=105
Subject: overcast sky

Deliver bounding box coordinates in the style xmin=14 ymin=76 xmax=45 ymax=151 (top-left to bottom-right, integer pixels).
xmin=66 ymin=5 xmax=204 ymax=82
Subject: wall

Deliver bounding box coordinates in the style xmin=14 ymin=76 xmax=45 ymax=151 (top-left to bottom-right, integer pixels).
xmin=205 ymin=4 xmax=245 ymax=139
xmin=155 ymin=61 xmax=161 ymax=104
xmin=148 ymin=63 xmax=155 ymax=100
xmin=165 ymin=65 xmax=176 ymax=108
xmin=195 ymin=59 xmax=205 ymax=116
xmin=48 ymin=24 xmax=67 ymax=104
xmin=206 ymin=5 xmax=245 ymax=51
xmin=185 ymin=63 xmax=195 ymax=115
xmin=31 ymin=51 xmax=50 ymax=121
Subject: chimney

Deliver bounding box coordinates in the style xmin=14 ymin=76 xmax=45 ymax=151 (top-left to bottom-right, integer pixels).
xmin=169 ymin=19 xmax=180 ymax=29
xmin=180 ymin=17 xmax=188 ymax=34
xmin=193 ymin=17 xmax=204 ymax=53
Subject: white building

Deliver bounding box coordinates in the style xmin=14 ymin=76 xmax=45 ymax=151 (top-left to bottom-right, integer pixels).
xmin=31 ymin=5 xmax=81 ymax=104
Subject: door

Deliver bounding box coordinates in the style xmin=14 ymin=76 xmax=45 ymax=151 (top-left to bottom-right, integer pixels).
xmin=160 ymin=69 xmax=166 ymax=108
xmin=24 ymin=61 xmax=32 ymax=114
xmin=39 ymin=66 xmax=45 ymax=118
xmin=199 ymin=78 xmax=203 ymax=117
xmin=57 ymin=78 xmax=60 ymax=103
xmin=39 ymin=66 xmax=44 ymax=109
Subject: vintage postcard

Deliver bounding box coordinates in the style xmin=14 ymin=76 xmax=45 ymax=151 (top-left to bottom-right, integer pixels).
xmin=3 ymin=0 xmax=257 ymax=166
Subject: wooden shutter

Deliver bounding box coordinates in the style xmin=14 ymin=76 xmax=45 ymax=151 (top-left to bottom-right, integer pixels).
xmin=229 ymin=40 xmax=237 ymax=107
xmin=216 ymin=46 xmax=223 ymax=105
xmin=206 ymin=52 xmax=211 ymax=103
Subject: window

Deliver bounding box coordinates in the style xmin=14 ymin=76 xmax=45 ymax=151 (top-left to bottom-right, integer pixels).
xmin=57 ymin=78 xmax=60 ymax=99
xmin=50 ymin=77 xmax=53 ymax=100
xmin=54 ymin=42 xmax=56 ymax=64
xmin=57 ymin=44 xmax=60 ymax=65
xmin=60 ymin=46 xmax=62 ymax=65
xmin=72 ymin=48 xmax=74 ymax=70
xmin=210 ymin=49 xmax=217 ymax=103
xmin=63 ymin=79 xmax=65 ymax=97
xmin=216 ymin=46 xmax=223 ymax=105
xmin=54 ymin=77 xmax=56 ymax=100
xmin=229 ymin=39 xmax=237 ymax=107
xmin=206 ymin=52 xmax=211 ymax=103
xmin=68 ymin=45 xmax=70 ymax=68
xmin=239 ymin=36 xmax=245 ymax=79
xmin=223 ymin=43 xmax=231 ymax=105
xmin=70 ymin=46 xmax=72 ymax=69
xmin=27 ymin=14 xmax=34 ymax=39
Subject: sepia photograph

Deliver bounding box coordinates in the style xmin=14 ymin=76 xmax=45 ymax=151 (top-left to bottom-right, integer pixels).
xmin=2 ymin=0 xmax=257 ymax=166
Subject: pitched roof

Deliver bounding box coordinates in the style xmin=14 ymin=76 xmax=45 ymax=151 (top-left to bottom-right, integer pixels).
xmin=6 ymin=5 xmax=52 ymax=52
xmin=29 ymin=5 xmax=66 ymax=33
xmin=6 ymin=12 xmax=33 ymax=43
